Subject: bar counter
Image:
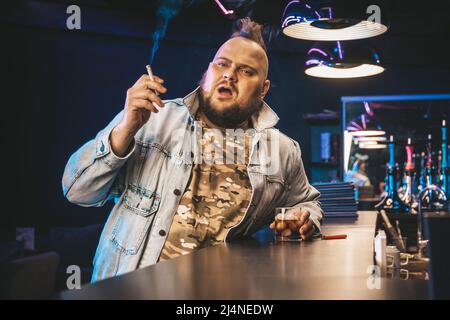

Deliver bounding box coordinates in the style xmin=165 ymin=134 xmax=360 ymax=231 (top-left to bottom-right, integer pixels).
xmin=59 ymin=211 xmax=429 ymax=299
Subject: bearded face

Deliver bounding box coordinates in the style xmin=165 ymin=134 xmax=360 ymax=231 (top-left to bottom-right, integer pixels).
xmin=197 ymin=37 xmax=270 ymax=128
xmin=198 ymin=75 xmax=263 ymax=128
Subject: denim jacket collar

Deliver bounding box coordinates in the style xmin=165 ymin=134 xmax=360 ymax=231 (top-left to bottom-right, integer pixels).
xmin=182 ymin=87 xmax=280 ymax=131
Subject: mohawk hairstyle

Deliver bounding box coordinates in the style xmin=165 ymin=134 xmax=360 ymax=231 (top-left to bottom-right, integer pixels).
xmin=230 ymin=17 xmax=267 ymax=52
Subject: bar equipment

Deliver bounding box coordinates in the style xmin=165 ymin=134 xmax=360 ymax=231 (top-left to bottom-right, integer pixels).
xmin=401 ymin=138 xmax=417 ymax=212
xmin=418 ymin=134 xmax=447 ymax=211
xmin=375 ymin=136 xmax=409 ymax=213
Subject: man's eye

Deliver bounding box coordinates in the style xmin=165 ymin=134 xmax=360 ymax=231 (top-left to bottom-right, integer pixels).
xmin=241 ymin=69 xmax=254 ymax=76
xmin=216 ymin=62 xmax=227 ymax=67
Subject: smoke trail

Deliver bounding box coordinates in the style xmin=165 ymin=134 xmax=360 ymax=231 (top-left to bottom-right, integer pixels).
xmin=150 ymin=0 xmax=194 ymax=64
xmin=149 ymin=0 xmax=268 ymax=64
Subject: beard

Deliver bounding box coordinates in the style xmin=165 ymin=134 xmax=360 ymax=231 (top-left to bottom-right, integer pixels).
xmin=198 ymin=79 xmax=263 ymax=128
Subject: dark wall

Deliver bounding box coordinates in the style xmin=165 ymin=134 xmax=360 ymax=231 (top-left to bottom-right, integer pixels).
xmin=3 ymin=1 xmax=450 ymax=228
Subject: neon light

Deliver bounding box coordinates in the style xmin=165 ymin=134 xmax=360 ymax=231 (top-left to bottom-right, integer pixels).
xmin=359 ymin=143 xmax=387 ymax=149
xmin=305 ymin=59 xmax=322 ymax=66
xmin=281 ymin=0 xmax=301 ymax=23
xmin=307 ymin=48 xmax=328 ymax=56
xmin=363 ymin=101 xmax=374 ymax=116
xmin=282 ymin=16 xmax=302 ymax=28
xmin=350 ymin=130 xmax=386 ymax=137
xmin=213 ymin=0 xmax=234 ymax=16
xmin=336 ymin=41 xmax=343 ymax=60
xmin=357 ymin=136 xmax=387 ymax=142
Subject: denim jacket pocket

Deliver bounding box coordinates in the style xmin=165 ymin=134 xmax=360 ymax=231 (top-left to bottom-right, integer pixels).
xmin=110 ymin=186 xmax=160 ymax=255
xmin=123 ymin=185 xmax=161 ymax=217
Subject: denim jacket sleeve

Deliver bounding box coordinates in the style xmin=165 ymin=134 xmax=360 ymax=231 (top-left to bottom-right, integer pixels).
xmin=282 ymin=139 xmax=323 ymax=234
xmin=62 ymin=111 xmax=136 ymax=207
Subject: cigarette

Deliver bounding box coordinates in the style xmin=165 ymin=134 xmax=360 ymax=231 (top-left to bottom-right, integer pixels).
xmin=145 ymin=64 xmax=161 ymax=111
xmin=321 ymin=234 xmax=347 ymax=240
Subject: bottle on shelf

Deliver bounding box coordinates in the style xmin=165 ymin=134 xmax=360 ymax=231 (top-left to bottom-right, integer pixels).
xmin=439 ymin=120 xmax=450 ymax=202
xmin=412 ymin=152 xmax=420 ymax=195
xmin=419 ymin=151 xmax=426 ymax=191
xmin=401 ymin=138 xmax=417 ymax=213
xmin=375 ymin=135 xmax=409 ymax=213
xmin=419 ymin=133 xmax=447 ymax=211
xmin=426 ymin=134 xmax=434 ymax=187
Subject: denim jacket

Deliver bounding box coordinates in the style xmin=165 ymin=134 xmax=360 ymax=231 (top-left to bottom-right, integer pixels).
xmin=62 ymin=87 xmax=323 ymax=282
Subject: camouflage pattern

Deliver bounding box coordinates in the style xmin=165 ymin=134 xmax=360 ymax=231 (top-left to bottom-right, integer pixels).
xmin=159 ymin=112 xmax=252 ymax=261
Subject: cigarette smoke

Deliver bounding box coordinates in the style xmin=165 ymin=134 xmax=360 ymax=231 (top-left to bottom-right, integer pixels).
xmin=150 ymin=0 xmax=196 ymax=64
xmin=149 ymin=0 xmax=274 ymax=64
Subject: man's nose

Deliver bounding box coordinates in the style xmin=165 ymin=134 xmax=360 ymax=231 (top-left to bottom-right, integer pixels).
xmin=223 ymin=69 xmax=237 ymax=82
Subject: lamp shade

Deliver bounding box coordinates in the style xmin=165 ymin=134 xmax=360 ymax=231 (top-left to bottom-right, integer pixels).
xmin=281 ymin=0 xmax=387 ymax=41
xmin=305 ymin=41 xmax=384 ymax=78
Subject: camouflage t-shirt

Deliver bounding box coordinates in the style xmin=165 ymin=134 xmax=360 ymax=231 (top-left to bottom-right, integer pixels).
xmin=158 ymin=112 xmax=252 ymax=261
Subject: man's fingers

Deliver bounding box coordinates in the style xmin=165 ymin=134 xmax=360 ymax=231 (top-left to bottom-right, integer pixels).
xmin=131 ymin=98 xmax=159 ymax=113
xmin=134 ymin=79 xmax=167 ymax=94
xmin=130 ymin=90 xmax=164 ymax=108
xmin=142 ymin=95 xmax=163 ymax=110
xmin=300 ymin=220 xmax=316 ymax=240
xmin=146 ymin=91 xmax=164 ymax=108
xmin=286 ymin=207 xmax=301 ymax=218
xmin=153 ymin=75 xmax=164 ymax=83
xmin=144 ymin=79 xmax=167 ymax=94
xmin=132 ymin=74 xmax=166 ymax=90
xmin=297 ymin=210 xmax=310 ymax=227
xmin=133 ymin=74 xmax=148 ymax=86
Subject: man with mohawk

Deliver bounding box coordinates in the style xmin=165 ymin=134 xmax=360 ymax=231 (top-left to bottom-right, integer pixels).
xmin=63 ymin=17 xmax=323 ymax=282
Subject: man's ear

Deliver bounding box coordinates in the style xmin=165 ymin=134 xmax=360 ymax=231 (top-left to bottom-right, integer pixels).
xmin=261 ymin=79 xmax=270 ymax=99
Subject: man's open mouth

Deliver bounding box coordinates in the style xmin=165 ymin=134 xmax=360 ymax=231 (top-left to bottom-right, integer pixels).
xmin=217 ymin=85 xmax=234 ymax=98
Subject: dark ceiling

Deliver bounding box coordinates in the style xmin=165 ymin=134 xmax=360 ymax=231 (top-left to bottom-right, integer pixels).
xmin=32 ymin=0 xmax=450 ymax=37
xmin=4 ymin=0 xmax=450 ymax=67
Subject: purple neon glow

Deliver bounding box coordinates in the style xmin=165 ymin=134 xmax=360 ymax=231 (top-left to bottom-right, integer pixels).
xmin=305 ymin=59 xmax=322 ymax=66
xmin=282 ymin=0 xmax=322 ymax=26
xmin=282 ymin=16 xmax=302 ymax=27
xmin=348 ymin=120 xmax=364 ymax=131
xmin=363 ymin=101 xmax=375 ymax=116
xmin=213 ymin=0 xmax=234 ymax=16
xmin=361 ymin=114 xmax=367 ymax=129
xmin=307 ymin=48 xmax=328 ymax=56
xmin=282 ymin=0 xmax=301 ymax=21
xmin=328 ymin=7 xmax=333 ymax=19
xmin=336 ymin=41 xmax=343 ymax=60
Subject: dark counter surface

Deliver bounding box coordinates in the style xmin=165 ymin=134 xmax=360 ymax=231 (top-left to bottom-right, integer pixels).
xmin=59 ymin=211 xmax=429 ymax=299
